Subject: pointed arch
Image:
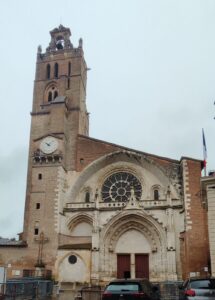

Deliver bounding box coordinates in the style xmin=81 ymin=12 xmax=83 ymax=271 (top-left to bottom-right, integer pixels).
xmin=48 ymin=91 xmax=52 ymax=102
xmin=99 ymin=210 xmax=169 ymax=281
xmin=154 ymin=189 xmax=159 ymax=200
xmin=85 ymin=191 xmax=90 ymax=203
xmin=54 ymin=90 xmax=58 ymax=99
xmin=56 ymin=251 xmax=90 ymax=283
xmin=68 ymin=61 xmax=71 ymax=76
xmin=67 ymin=150 xmax=180 ymax=202
xmin=54 ymin=63 xmax=59 ymax=78
xmin=44 ymin=82 xmax=59 ymax=103
xmin=101 ymin=210 xmax=166 ymax=252
xmin=46 ymin=64 xmax=51 ymax=79
xmin=151 ymin=184 xmax=161 ymax=200
xmin=67 ymin=213 xmax=94 ymax=232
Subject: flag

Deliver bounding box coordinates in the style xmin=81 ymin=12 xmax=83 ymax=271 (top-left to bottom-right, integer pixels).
xmin=202 ymin=128 xmax=207 ymax=171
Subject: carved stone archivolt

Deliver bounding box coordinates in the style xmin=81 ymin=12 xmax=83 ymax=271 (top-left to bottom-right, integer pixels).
xmin=101 ymin=211 xmax=166 ymax=254
xmin=67 ymin=150 xmax=181 ymax=203
xmin=96 ymin=210 xmax=171 ymax=281
xmin=66 ymin=213 xmax=94 ymax=232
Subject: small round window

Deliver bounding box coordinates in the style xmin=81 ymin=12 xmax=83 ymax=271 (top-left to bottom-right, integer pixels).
xmin=68 ymin=255 xmax=77 ymax=264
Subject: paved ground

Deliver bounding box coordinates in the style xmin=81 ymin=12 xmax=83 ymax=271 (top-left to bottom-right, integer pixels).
xmin=1 ymin=281 xmax=181 ymax=300
xmin=51 ymin=291 xmax=77 ymax=300
xmin=2 ymin=291 xmax=78 ymax=300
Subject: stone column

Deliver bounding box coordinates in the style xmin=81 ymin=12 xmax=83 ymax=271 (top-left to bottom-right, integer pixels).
xmin=91 ymin=250 xmax=100 ymax=284
xmin=131 ymin=253 xmax=135 ymax=278
xmin=91 ymin=208 xmax=100 ymax=284
xmin=166 ymin=205 xmax=177 ymax=280
xmin=166 ymin=250 xmax=177 ymax=280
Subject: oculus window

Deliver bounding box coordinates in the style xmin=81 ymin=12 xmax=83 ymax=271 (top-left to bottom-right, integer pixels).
xmin=68 ymin=255 xmax=77 ymax=264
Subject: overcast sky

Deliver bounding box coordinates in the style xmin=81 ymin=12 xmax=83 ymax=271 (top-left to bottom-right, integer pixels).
xmin=0 ymin=0 xmax=215 ymax=238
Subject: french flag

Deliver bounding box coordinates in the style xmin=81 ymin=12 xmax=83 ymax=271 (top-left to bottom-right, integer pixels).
xmin=202 ymin=128 xmax=207 ymax=174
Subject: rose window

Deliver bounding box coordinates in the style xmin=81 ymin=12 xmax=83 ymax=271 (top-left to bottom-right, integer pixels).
xmin=101 ymin=172 xmax=142 ymax=202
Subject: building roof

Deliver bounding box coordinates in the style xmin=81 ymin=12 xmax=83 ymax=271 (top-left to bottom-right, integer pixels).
xmin=52 ymin=95 xmax=66 ymax=103
xmin=78 ymin=134 xmax=203 ymax=165
xmin=0 ymin=237 xmax=27 ymax=247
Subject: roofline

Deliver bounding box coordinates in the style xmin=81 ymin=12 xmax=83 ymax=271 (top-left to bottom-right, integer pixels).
xmin=201 ymin=176 xmax=215 ymax=188
xmin=180 ymin=156 xmax=203 ymax=163
xmin=0 ymin=244 xmax=27 ymax=248
xmin=78 ymin=135 xmax=202 ymax=165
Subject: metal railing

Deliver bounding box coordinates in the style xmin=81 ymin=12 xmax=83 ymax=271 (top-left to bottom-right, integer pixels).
xmin=0 ymin=279 xmax=53 ymax=299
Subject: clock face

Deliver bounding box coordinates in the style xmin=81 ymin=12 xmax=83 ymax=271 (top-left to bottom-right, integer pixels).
xmin=40 ymin=137 xmax=58 ymax=154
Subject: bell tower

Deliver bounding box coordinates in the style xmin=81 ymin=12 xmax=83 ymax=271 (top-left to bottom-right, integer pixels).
xmin=32 ymin=24 xmax=89 ymax=170
xmin=22 ymin=25 xmax=89 ymax=264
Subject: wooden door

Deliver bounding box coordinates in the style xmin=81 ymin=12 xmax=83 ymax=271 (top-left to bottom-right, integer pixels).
xmin=117 ymin=254 xmax=131 ymax=279
xmin=135 ymin=254 xmax=149 ymax=279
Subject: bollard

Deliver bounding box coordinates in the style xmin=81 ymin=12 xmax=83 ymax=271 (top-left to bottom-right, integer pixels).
xmin=74 ymin=291 xmax=82 ymax=300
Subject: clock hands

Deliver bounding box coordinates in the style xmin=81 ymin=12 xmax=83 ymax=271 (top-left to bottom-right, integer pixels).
xmin=40 ymin=137 xmax=58 ymax=154
xmin=46 ymin=140 xmax=55 ymax=147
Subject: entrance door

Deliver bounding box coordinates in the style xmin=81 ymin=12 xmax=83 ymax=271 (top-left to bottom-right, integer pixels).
xmin=135 ymin=254 xmax=149 ymax=279
xmin=117 ymin=254 xmax=130 ymax=279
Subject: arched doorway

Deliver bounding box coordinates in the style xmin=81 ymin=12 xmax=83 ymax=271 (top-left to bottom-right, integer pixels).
xmin=115 ymin=229 xmax=151 ymax=279
xmin=100 ymin=211 xmax=168 ymax=282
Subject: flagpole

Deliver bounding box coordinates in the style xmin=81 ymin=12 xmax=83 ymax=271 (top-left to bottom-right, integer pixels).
xmin=202 ymin=128 xmax=207 ymax=177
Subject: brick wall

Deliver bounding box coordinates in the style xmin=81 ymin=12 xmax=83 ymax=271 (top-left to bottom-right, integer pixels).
xmin=180 ymin=159 xmax=209 ymax=279
xmin=76 ymin=135 xmax=179 ymax=172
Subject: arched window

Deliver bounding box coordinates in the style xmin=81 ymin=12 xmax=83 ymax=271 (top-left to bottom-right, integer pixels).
xmin=46 ymin=85 xmax=59 ymax=103
xmin=67 ymin=78 xmax=70 ymax=89
xmin=34 ymin=221 xmax=39 ymax=235
xmin=54 ymin=91 xmax=58 ymax=99
xmin=154 ymin=189 xmax=159 ymax=200
xmin=68 ymin=62 xmax=71 ymax=76
xmin=48 ymin=91 xmax=52 ymax=102
xmin=46 ymin=64 xmax=51 ymax=79
xmin=54 ymin=63 xmax=59 ymax=78
xmin=85 ymin=192 xmax=90 ymax=203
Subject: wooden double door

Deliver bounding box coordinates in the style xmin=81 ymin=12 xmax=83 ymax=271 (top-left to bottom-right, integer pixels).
xmin=117 ymin=254 xmax=149 ymax=279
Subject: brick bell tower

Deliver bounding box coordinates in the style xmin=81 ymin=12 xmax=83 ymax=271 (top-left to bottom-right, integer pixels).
xmin=22 ymin=25 xmax=89 ymax=266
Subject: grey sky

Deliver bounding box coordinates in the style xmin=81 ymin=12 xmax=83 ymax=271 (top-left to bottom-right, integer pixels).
xmin=0 ymin=0 xmax=214 ymax=238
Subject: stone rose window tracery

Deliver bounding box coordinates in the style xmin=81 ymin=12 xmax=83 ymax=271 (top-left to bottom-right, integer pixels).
xmin=102 ymin=172 xmax=142 ymax=202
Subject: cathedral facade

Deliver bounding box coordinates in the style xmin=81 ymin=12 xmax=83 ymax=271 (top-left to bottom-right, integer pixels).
xmin=0 ymin=25 xmax=210 ymax=285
